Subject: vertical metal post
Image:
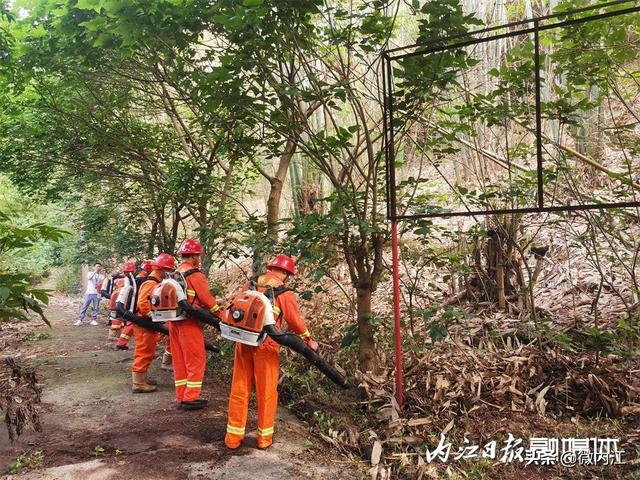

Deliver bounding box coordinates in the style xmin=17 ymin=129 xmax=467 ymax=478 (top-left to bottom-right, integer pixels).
xmin=534 ymin=20 xmax=544 ymax=209
xmin=391 ymin=221 xmax=404 ymax=407
xmin=385 ymin=56 xmax=404 ymax=408
xmin=382 ymin=54 xmax=391 ymax=220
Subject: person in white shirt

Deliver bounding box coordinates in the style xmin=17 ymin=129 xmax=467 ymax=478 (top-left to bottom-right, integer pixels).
xmin=74 ymin=262 xmax=105 ymax=326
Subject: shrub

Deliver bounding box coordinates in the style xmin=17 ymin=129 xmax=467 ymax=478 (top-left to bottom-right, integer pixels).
xmin=52 ymin=265 xmax=81 ymax=295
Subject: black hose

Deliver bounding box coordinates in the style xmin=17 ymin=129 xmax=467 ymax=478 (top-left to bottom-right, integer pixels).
xmin=178 ymin=301 xmax=221 ymax=331
xmin=119 ymin=308 xmax=169 ymax=335
xmin=116 ymin=302 xmax=219 ymax=353
xmin=264 ymin=325 xmax=348 ymax=389
xmin=177 ymin=302 xmax=346 ymax=387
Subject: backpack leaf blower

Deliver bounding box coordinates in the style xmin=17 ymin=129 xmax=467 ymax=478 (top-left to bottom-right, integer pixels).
xmin=169 ymin=288 xmax=347 ymax=389
xmin=115 ymin=285 xmax=219 ymax=353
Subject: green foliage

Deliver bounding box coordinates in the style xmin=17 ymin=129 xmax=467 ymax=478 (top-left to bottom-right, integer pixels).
xmin=2 ymin=0 xmax=637 ymax=383
xmin=0 ymin=210 xmax=67 ymax=324
xmin=582 ymin=325 xmax=617 ymax=356
xmin=5 ymin=450 xmax=44 ymax=474
xmin=616 ymin=315 xmax=640 ymax=355
xmin=52 ymin=265 xmax=81 ymax=295
xmin=339 ymin=313 xmax=390 ymax=349
xmin=23 ymin=331 xmax=51 ymax=342
xmin=0 ymin=2 xmax=12 ymax=61
xmin=312 ymin=409 xmax=339 ymax=430
xmin=0 ymin=177 xmax=67 ymax=274
xmin=340 ymin=324 xmax=359 ymax=349
xmin=395 ymin=0 xmax=640 ymax=219
xmin=420 ymin=305 xmax=470 ymax=343
xmin=533 ymin=322 xmax=576 ymax=351
xmin=395 ymin=0 xmax=484 ymax=115
xmin=91 ymin=445 xmax=105 ymax=457
xmin=520 ymin=317 xmax=640 ymax=359
xmin=0 ymin=0 xmax=259 ymax=270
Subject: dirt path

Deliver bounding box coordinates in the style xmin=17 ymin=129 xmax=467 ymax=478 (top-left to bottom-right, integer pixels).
xmin=0 ymin=296 xmax=362 ymax=479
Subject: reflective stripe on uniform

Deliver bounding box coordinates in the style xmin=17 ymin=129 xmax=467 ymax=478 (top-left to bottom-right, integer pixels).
xmin=210 ymin=304 xmax=221 ymax=313
xmin=186 ymin=289 xmax=196 ymax=297
xmin=272 ymin=306 xmax=281 ymax=316
xmin=186 ymin=381 xmax=202 ymax=388
xmin=164 ymin=349 xmax=172 ymax=355
xmin=174 ymin=379 xmax=188 ymax=387
xmin=119 ymin=334 xmax=130 ymax=340
xmin=299 ymin=329 xmax=311 ymax=339
xmin=226 ymin=424 xmax=245 ymax=435
xmin=257 ymin=426 xmax=274 ymax=437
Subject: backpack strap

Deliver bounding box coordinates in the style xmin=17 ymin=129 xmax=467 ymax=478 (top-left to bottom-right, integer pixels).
xmin=269 ymin=286 xmax=292 ymax=321
xmin=272 ymin=285 xmax=292 ymax=298
xmin=137 ymin=275 xmax=160 ymax=287
xmin=183 ymin=268 xmax=200 ymax=278
xmin=253 ymin=276 xmax=292 ymax=320
xmin=132 ymin=275 xmax=160 ymax=312
xmin=181 ymin=268 xmax=202 ymax=304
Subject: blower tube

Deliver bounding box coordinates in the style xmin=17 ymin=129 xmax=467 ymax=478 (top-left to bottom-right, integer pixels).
xmin=116 ymin=302 xmax=219 ymax=353
xmin=178 ymin=300 xmax=221 ymax=331
xmin=178 ymin=301 xmax=347 ymax=388
xmin=264 ymin=325 xmax=348 ymax=389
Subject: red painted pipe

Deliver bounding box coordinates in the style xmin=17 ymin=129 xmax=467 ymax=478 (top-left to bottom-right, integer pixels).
xmin=391 ymin=220 xmax=404 ymax=407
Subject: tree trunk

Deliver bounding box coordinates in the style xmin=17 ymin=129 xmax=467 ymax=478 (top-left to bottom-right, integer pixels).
xmin=266 ymin=177 xmax=284 ymax=240
xmin=168 ymin=203 xmax=180 ymax=253
xmin=356 ymin=286 xmax=377 ymax=373
xmin=497 ymin=263 xmax=506 ymax=310
xmin=266 ymin=136 xmax=298 ymax=241
xmin=147 ymin=219 xmax=158 ymax=258
xmin=252 ymin=137 xmax=299 ymax=276
xmin=201 ymin=247 xmax=213 ymax=276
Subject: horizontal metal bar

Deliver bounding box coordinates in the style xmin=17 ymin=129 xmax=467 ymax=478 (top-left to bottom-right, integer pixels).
xmin=389 ymin=5 xmax=640 ymax=61
xmin=385 ymin=0 xmax=638 ymax=56
xmin=391 ymin=201 xmax=640 ymax=221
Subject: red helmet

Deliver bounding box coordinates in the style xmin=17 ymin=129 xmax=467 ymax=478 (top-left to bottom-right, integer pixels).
xmin=123 ymin=262 xmax=136 ymax=273
xmin=152 ymin=253 xmax=175 ymax=270
xmin=141 ymin=259 xmax=153 ymax=272
xmin=266 ymin=254 xmax=296 ymax=275
xmin=178 ymin=239 xmax=203 ymax=255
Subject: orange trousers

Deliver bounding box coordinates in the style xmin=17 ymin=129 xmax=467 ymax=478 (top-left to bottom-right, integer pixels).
xmin=131 ymin=324 xmax=161 ymax=373
xmin=117 ymin=322 xmax=134 ymax=347
xmin=168 ymin=319 xmax=205 ymax=402
xmin=225 ymin=342 xmax=280 ymax=448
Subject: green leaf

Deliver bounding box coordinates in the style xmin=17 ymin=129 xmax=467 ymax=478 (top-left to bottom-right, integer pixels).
xmin=75 ymin=0 xmax=102 ymax=13
xmin=429 ymin=322 xmax=448 ymax=342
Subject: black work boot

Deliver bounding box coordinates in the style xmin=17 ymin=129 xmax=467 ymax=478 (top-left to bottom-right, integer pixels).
xmin=178 ymin=399 xmax=208 ymax=411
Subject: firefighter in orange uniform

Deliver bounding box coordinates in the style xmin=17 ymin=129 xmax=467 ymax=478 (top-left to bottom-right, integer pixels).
xmin=117 ymin=260 xmax=153 ymax=351
xmin=131 ymin=253 xmax=174 ymax=393
xmin=108 ymin=262 xmax=136 ymax=339
xmin=224 ymin=254 xmax=318 ymax=450
xmin=171 ymin=239 xmax=221 ymax=410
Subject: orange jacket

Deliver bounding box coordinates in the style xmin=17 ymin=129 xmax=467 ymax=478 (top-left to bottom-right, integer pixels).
xmin=178 ymin=261 xmax=220 ymax=316
xmin=251 ymin=271 xmax=311 ymax=339
xmin=136 ymin=270 xmax=163 ymax=318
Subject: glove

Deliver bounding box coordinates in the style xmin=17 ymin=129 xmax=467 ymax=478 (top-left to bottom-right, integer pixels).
xmin=304 ymin=337 xmax=319 ymax=352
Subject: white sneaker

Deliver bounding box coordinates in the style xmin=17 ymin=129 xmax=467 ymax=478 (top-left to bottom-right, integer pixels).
xmin=90 ymin=320 xmax=98 ymax=326
xmin=74 ymin=320 xmax=83 ymax=326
